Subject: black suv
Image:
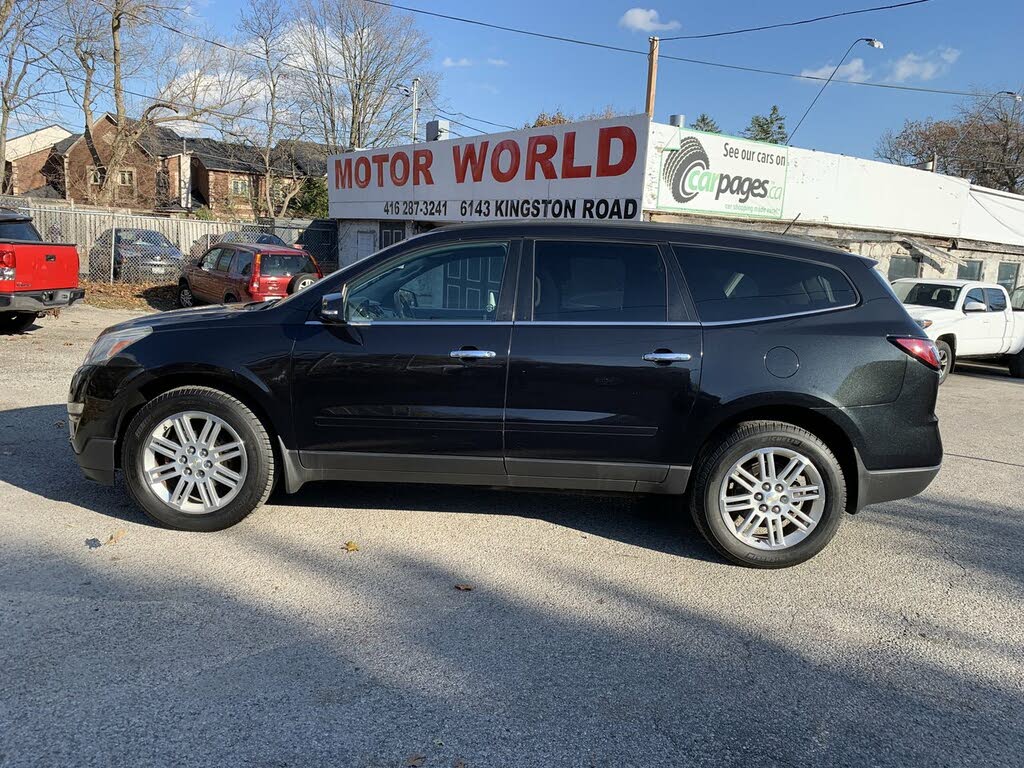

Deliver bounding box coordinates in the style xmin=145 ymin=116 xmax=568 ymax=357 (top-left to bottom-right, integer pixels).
xmin=68 ymin=222 xmax=942 ymax=567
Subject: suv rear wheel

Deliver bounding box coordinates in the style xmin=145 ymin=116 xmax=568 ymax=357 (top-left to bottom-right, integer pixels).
xmin=122 ymin=386 xmax=275 ymax=531
xmin=690 ymin=421 xmax=846 ymax=568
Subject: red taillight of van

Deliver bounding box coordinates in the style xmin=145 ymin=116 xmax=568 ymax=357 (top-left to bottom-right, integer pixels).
xmin=889 ymin=336 xmax=940 ymax=371
xmin=250 ymin=252 xmax=263 ymax=295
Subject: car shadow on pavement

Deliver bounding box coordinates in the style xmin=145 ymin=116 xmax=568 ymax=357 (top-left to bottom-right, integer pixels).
xmin=951 ymin=363 xmax=1024 ymax=385
xmin=0 ymin=402 xmax=713 ymax=562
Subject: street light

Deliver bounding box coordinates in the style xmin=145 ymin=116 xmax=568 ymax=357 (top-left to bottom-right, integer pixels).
xmin=788 ymin=38 xmax=884 ymax=145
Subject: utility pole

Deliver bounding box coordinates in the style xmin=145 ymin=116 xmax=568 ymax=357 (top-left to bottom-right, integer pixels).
xmin=644 ymin=37 xmax=659 ymax=118
xmin=411 ymin=77 xmax=421 ymax=143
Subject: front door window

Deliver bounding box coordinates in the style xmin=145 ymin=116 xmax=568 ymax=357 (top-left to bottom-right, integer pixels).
xmin=345 ymin=241 xmax=509 ymax=323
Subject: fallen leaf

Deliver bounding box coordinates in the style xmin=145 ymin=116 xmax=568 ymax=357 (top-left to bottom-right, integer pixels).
xmin=343 ymin=540 xmax=359 ymax=552
xmin=63 ymin=342 xmax=74 ymax=346
xmin=453 ymin=760 xmax=467 ymax=768
xmin=54 ymin=420 xmax=66 ymax=428
xmin=454 ymin=584 xmax=473 ymax=592
xmin=85 ymin=538 xmax=102 ymax=550
xmin=405 ymin=755 xmax=426 ymax=767
xmin=105 ymin=529 xmax=126 ymax=546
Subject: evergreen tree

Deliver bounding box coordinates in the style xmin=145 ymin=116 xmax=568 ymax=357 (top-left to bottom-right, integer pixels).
xmin=691 ymin=113 xmax=721 ymax=133
xmin=742 ymin=105 xmax=788 ymax=144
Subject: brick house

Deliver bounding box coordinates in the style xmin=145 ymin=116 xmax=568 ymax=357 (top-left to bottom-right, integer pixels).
xmin=2 ymin=125 xmax=73 ymax=197
xmin=57 ymin=114 xmax=188 ymax=210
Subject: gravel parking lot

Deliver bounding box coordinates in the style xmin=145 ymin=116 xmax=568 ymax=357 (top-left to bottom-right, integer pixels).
xmin=1 ymin=306 xmax=1022 ymax=768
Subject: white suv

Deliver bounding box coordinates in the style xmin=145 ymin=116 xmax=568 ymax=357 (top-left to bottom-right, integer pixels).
xmin=893 ymin=278 xmax=1024 ymax=383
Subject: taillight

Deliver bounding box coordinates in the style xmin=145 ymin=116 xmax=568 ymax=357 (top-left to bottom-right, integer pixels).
xmin=890 ymin=336 xmax=940 ymax=371
xmin=250 ymin=252 xmax=262 ymax=293
xmin=0 ymin=248 xmax=14 ymax=281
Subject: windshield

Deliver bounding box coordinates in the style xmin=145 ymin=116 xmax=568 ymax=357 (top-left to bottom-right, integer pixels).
xmin=119 ymin=230 xmax=173 ymax=247
xmin=260 ymin=253 xmax=316 ymax=277
xmin=893 ymin=282 xmax=963 ymax=310
xmin=0 ymin=220 xmax=41 ymax=242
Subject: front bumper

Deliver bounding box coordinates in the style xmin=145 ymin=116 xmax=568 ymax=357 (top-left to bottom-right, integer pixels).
xmin=0 ymin=288 xmax=85 ymax=313
xmin=68 ymin=362 xmax=145 ymax=486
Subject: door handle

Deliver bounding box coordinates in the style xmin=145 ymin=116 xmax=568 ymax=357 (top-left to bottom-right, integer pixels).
xmin=642 ymin=352 xmax=692 ymax=364
xmin=450 ymin=349 xmax=497 ymax=360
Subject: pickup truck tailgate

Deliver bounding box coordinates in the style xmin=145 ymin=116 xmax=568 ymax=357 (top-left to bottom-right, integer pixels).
xmin=3 ymin=243 xmax=80 ymax=291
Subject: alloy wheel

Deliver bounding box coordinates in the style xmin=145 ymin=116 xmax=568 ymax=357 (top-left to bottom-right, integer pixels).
xmin=718 ymin=447 xmax=826 ymax=550
xmin=142 ymin=411 xmax=247 ymax=514
xmin=179 ymin=286 xmax=193 ymax=307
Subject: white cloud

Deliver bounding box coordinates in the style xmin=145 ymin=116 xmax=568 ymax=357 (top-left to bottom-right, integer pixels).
xmin=442 ymin=56 xmax=472 ymax=68
xmin=799 ymin=57 xmax=871 ymax=83
xmin=618 ymin=8 xmax=681 ymax=33
xmin=487 ymin=58 xmax=508 ymax=67
xmin=887 ymin=48 xmax=960 ymax=83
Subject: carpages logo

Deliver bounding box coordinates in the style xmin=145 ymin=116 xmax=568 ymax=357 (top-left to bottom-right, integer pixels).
xmin=657 ymin=129 xmax=787 ymax=218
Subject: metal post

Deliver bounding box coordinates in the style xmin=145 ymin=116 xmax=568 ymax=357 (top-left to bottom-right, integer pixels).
xmin=109 ymin=218 xmax=116 ymax=284
xmin=645 ymin=37 xmax=659 ymax=118
xmin=411 ymin=77 xmax=420 ymax=143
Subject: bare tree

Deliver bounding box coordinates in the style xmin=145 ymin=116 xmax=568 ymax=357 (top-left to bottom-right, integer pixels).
xmin=293 ymin=0 xmax=435 ymax=150
xmin=0 ymin=0 xmax=60 ymax=191
xmin=876 ymin=93 xmax=1024 ymax=193
xmin=220 ymin=0 xmax=304 ymax=217
xmin=56 ymin=0 xmax=249 ymax=205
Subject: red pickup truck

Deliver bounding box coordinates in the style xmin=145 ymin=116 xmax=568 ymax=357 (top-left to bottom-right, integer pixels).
xmin=0 ymin=209 xmax=84 ymax=333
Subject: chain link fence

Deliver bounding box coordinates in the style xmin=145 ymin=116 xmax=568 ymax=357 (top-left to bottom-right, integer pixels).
xmin=0 ymin=196 xmax=338 ymax=283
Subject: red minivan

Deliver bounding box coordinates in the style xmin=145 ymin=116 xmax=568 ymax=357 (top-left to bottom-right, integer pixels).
xmin=177 ymin=244 xmax=322 ymax=307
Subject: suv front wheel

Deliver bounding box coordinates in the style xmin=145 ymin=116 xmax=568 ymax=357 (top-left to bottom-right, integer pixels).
xmin=122 ymin=386 xmax=275 ymax=531
xmin=690 ymin=421 xmax=846 ymax=568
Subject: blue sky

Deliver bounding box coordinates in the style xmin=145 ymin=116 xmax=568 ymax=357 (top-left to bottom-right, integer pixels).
xmin=28 ymin=1 xmax=1022 ymax=160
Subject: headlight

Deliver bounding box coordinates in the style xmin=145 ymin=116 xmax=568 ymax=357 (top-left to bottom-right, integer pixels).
xmin=83 ymin=326 xmax=152 ymax=365
xmin=916 ymin=319 xmax=933 ymax=329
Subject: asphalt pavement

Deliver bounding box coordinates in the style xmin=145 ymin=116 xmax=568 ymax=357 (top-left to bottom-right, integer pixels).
xmin=1 ymin=306 xmax=1022 ymax=768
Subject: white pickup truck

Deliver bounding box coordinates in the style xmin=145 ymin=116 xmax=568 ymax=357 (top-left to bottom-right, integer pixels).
xmin=892 ymin=278 xmax=1024 ymax=383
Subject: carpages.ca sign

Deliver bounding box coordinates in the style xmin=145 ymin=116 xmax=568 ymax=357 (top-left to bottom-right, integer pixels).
xmin=328 ymin=114 xmax=648 ymax=221
xmin=655 ymin=128 xmax=788 ymax=219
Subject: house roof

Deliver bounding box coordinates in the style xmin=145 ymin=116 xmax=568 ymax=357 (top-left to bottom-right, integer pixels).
xmin=53 ymin=133 xmax=82 ymax=155
xmin=4 ymin=125 xmax=74 ymax=161
xmin=187 ymin=137 xmax=266 ymax=173
xmin=274 ymin=140 xmax=328 ymax=176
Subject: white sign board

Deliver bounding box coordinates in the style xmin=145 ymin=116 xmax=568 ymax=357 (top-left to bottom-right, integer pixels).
xmin=328 ymin=114 xmax=649 ymax=221
xmin=654 ymin=127 xmax=789 ymax=220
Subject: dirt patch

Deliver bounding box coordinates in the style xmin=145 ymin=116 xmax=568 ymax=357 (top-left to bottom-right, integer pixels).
xmin=80 ymin=281 xmax=177 ymax=312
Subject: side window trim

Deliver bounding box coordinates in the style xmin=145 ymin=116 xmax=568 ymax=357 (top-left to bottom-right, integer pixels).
xmin=521 ymin=237 xmax=685 ymax=325
xmin=343 ymin=238 xmax=518 ymax=325
xmin=670 ymin=242 xmax=861 ymax=326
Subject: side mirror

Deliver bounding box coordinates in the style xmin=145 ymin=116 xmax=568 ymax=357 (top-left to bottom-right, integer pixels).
xmin=964 ymin=300 xmax=986 ymax=313
xmin=320 ymin=290 xmax=346 ymax=323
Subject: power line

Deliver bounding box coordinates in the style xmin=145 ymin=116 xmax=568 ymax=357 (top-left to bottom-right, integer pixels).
xmin=362 ymin=0 xmax=996 ymax=99
xmin=661 ymin=1 xmax=933 ymax=41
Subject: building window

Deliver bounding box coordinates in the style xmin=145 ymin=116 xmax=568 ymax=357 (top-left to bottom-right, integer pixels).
xmin=997 ymin=262 xmax=1021 ymax=292
xmin=118 ymin=169 xmax=135 ymax=187
xmin=88 ymin=167 xmax=106 ymax=186
xmin=231 ymin=178 xmax=250 ymax=196
xmin=957 ymin=259 xmax=983 ymax=281
xmin=887 ymin=255 xmax=919 ymax=282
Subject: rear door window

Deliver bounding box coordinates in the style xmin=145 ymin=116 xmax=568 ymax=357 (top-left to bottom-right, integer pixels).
xmin=985 ymin=288 xmax=1008 ymax=312
xmin=531 ymin=240 xmax=667 ymax=322
xmin=673 ymin=246 xmax=858 ymax=323
xmin=215 ymin=249 xmax=235 ymax=272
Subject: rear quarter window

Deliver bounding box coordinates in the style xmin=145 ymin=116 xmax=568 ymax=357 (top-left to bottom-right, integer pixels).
xmin=673 ymin=246 xmax=858 ymax=323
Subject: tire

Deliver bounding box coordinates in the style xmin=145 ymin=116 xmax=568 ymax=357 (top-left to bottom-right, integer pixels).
xmin=661 ymin=136 xmax=710 ymax=205
xmin=689 ymin=421 xmax=847 ymax=568
xmin=224 ymin=294 xmax=238 ymax=304
xmin=121 ymin=386 xmax=275 ymax=532
xmin=177 ymin=281 xmax=195 ymax=308
xmin=288 ymin=273 xmax=317 ymax=294
xmin=1010 ymin=349 xmax=1024 ymax=379
xmin=936 ymin=339 xmax=954 ymax=384
xmin=0 ymin=312 xmax=36 ymax=334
